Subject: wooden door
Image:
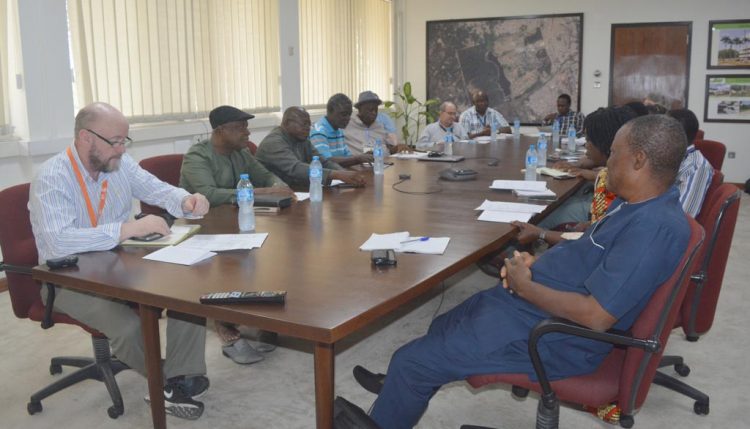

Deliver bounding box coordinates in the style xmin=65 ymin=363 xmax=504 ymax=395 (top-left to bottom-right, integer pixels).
xmin=610 ymin=22 xmax=692 ymax=109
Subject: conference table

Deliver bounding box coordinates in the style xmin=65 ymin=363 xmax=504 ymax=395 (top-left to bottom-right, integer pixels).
xmin=32 ymin=137 xmax=583 ymax=428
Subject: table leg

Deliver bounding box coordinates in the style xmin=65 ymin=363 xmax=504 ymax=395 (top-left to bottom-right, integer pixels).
xmin=314 ymin=342 xmax=335 ymax=429
xmin=140 ymin=304 xmax=166 ymax=429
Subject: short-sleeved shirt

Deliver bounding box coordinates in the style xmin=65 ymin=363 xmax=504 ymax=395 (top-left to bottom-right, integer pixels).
xmin=344 ymin=115 xmax=391 ymax=154
xmin=376 ymin=112 xmax=397 ymax=133
xmin=417 ymin=121 xmax=468 ymax=146
xmin=459 ymin=106 xmax=509 ymax=135
xmin=677 ymin=145 xmax=713 ymax=217
xmin=546 ymin=110 xmax=585 ymax=137
xmin=309 ymin=116 xmax=351 ymax=160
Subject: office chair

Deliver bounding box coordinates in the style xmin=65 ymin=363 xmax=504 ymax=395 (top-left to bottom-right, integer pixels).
xmin=694 ymin=129 xmax=704 ymax=142
xmin=0 ymin=183 xmax=129 ymax=419
xmin=138 ymin=154 xmax=184 ymax=215
xmin=694 ymin=140 xmax=726 ymax=171
xmin=462 ymin=216 xmax=704 ymax=429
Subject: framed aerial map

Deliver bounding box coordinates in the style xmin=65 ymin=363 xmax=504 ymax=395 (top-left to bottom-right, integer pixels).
xmin=426 ymin=13 xmax=583 ymax=125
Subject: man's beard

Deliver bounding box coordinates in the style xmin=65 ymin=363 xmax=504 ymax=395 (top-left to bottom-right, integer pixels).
xmin=89 ymin=148 xmax=121 ymax=173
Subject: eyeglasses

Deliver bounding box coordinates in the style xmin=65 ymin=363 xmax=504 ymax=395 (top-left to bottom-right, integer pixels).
xmin=86 ymin=128 xmax=133 ymax=148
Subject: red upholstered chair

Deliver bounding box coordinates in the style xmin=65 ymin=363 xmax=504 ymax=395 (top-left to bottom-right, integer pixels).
xmin=462 ymin=216 xmax=704 ymax=429
xmin=694 ymin=139 xmax=726 ymax=171
xmin=138 ymin=154 xmax=184 ymax=215
xmin=0 ymin=183 xmax=128 ymax=418
xmin=247 ymin=140 xmax=258 ymax=154
xmin=694 ymin=129 xmax=704 ymax=142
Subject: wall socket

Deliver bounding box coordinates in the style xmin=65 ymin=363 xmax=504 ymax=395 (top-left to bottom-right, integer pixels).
xmin=728 ymin=151 xmax=735 ymax=159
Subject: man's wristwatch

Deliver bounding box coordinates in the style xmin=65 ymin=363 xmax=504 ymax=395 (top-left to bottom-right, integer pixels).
xmin=538 ymin=231 xmax=546 ymax=242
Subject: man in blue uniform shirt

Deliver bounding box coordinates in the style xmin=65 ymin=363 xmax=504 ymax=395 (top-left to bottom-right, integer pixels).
xmin=352 ymin=114 xmax=691 ymax=429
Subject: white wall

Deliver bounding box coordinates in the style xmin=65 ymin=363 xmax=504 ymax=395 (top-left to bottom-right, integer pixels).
xmin=397 ymin=0 xmax=750 ymax=183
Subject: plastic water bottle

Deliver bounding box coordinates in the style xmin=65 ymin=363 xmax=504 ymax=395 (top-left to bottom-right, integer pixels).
xmin=551 ymin=119 xmax=560 ymax=150
xmin=525 ymin=144 xmax=538 ymax=181
xmin=236 ymin=173 xmax=255 ymax=232
xmin=443 ymin=134 xmax=453 ymax=155
xmin=490 ymin=123 xmax=497 ymax=142
xmin=309 ymin=156 xmax=323 ymax=202
xmin=567 ymin=126 xmax=577 ymax=153
xmin=537 ymin=134 xmax=548 ymax=168
xmin=513 ymin=118 xmax=521 ymax=143
xmin=373 ymin=139 xmax=385 ymax=175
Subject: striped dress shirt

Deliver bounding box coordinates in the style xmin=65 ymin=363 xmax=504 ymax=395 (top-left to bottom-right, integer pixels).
xmin=459 ymin=106 xmax=509 ymax=135
xmin=677 ymin=145 xmax=713 ymax=217
xmin=29 ymin=146 xmax=189 ymax=261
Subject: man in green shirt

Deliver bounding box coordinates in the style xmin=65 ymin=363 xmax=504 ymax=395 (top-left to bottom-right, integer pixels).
xmin=179 ymin=105 xmax=294 ymax=207
xmin=256 ymin=107 xmax=366 ymax=191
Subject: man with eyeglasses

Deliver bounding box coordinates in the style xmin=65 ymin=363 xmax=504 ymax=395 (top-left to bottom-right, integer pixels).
xmin=29 ymin=102 xmax=211 ymax=420
xmin=417 ymin=101 xmax=468 ymax=146
xmin=350 ymin=115 xmax=691 ymax=429
xmin=179 ymin=105 xmax=294 ymax=207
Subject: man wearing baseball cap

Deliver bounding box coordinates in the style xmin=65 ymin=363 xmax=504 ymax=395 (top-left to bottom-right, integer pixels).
xmin=345 ymin=91 xmax=405 ymax=155
xmin=180 ymin=105 xmax=294 ymax=207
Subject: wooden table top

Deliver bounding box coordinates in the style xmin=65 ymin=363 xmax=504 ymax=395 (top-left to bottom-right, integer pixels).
xmin=33 ymin=138 xmax=582 ymax=344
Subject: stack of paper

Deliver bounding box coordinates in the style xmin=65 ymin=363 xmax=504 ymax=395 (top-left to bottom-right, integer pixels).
xmin=359 ymin=232 xmax=451 ymax=255
xmin=489 ymin=180 xmax=557 ymax=198
xmin=389 ymin=152 xmax=429 ymax=159
xmin=143 ymin=246 xmax=216 ymax=266
xmin=142 ymin=233 xmax=270 ymax=266
xmin=537 ymin=167 xmax=574 ymax=179
xmin=475 ymin=200 xmax=547 ymax=223
xmin=122 ymin=225 xmax=201 ymax=247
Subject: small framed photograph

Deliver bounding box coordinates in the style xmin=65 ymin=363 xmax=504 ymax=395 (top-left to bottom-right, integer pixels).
xmin=704 ymin=75 xmax=750 ymax=123
xmin=707 ymin=20 xmax=750 ymax=69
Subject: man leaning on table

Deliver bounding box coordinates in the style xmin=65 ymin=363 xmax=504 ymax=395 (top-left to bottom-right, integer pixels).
xmin=417 ymin=101 xmax=468 ymax=146
xmin=310 ymin=93 xmax=373 ymax=167
xmin=28 ymin=102 xmax=211 ymax=420
xmin=344 ymin=90 xmax=406 ymax=155
xmin=459 ymin=90 xmax=511 ymax=139
xmin=256 ymin=106 xmax=366 ymax=191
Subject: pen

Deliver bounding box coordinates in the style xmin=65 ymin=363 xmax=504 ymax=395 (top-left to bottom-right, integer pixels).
xmin=400 ymin=237 xmax=429 ymax=244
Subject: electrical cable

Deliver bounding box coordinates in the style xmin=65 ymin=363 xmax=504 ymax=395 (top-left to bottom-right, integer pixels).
xmin=391 ymin=178 xmax=444 ymax=195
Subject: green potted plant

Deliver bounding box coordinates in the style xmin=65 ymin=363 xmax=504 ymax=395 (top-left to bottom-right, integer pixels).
xmin=384 ymin=82 xmax=440 ymax=147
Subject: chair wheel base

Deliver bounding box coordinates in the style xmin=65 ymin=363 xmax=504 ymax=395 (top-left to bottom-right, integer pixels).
xmin=108 ymin=405 xmax=123 ymax=419
xmin=674 ymin=363 xmax=690 ymax=377
xmin=49 ymin=364 xmax=62 ymax=375
xmin=694 ymin=400 xmax=709 ymax=415
xmin=511 ymin=385 xmax=529 ymax=398
xmin=27 ymin=401 xmax=42 ymax=415
xmin=619 ymin=414 xmax=634 ymax=428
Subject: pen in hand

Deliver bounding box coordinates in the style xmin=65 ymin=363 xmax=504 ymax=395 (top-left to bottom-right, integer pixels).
xmin=400 ymin=237 xmax=429 ymax=244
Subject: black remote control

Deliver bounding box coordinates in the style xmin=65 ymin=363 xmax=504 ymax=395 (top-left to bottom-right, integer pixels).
xmin=199 ymin=291 xmax=286 ymax=304
xmin=46 ymin=256 xmax=79 ymax=270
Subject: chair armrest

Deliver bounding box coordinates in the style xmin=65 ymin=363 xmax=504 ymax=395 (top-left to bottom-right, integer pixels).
xmin=0 ymin=261 xmax=33 ymax=275
xmin=0 ymin=261 xmax=56 ymax=329
xmin=528 ymin=317 xmax=660 ymax=396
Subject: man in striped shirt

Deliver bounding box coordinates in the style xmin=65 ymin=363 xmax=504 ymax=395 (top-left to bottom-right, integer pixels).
xmin=309 ymin=93 xmax=373 ymax=168
xmin=28 ymin=102 xmax=211 ymax=420
xmin=667 ymin=108 xmax=714 ymax=217
xmin=459 ymin=91 xmax=511 ymax=138
xmin=543 ymin=93 xmax=585 ymax=137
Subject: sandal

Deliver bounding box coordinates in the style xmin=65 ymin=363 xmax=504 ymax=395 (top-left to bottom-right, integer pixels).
xmin=222 ymin=339 xmax=264 ymax=365
xmin=215 ymin=321 xmax=241 ymax=345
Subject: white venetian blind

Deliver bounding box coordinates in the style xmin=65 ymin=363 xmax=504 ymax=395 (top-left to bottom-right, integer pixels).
xmin=67 ymin=0 xmax=280 ymax=122
xmin=0 ymin=0 xmax=10 ymax=135
xmin=299 ymin=0 xmax=392 ymax=107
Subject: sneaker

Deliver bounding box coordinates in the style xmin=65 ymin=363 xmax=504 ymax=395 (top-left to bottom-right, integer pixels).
xmin=353 ymin=365 xmax=385 ymax=394
xmin=222 ymin=339 xmax=265 ymax=365
xmin=182 ymin=375 xmax=210 ymax=399
xmin=144 ymin=383 xmax=204 ymax=420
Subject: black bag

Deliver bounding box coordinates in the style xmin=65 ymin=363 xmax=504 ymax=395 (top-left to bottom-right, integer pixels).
xmin=333 ymin=396 xmax=380 ymax=429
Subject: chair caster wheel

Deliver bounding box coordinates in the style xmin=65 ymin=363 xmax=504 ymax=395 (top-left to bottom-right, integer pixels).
xmin=27 ymin=401 xmax=42 ymax=415
xmin=512 ymin=385 xmax=529 ymax=398
xmin=694 ymin=401 xmax=709 ymax=415
xmin=619 ymin=414 xmax=634 ymax=428
xmin=49 ymin=363 xmax=62 ymax=375
xmin=674 ymin=363 xmax=690 ymax=377
xmin=107 ymin=405 xmax=123 ymax=419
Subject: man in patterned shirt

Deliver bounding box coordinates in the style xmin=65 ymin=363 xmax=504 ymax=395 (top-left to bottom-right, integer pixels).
xmin=543 ymin=93 xmax=585 ymax=137
xmin=459 ymin=91 xmax=511 ymax=138
xmin=309 ymin=93 xmax=373 ymax=168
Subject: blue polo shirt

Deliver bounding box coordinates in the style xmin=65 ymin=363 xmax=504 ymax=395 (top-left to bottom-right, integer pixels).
xmin=309 ymin=116 xmax=351 ymax=160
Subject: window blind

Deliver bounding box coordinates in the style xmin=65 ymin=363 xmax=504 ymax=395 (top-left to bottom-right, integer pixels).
xmin=0 ymin=0 xmax=10 ymax=135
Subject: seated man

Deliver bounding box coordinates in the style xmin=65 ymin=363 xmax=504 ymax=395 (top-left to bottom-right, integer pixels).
xmin=310 ymin=93 xmax=373 ymax=167
xmin=256 ymin=107 xmax=366 ymax=191
xmin=353 ymin=114 xmax=691 ymax=429
xmin=345 ymin=90 xmax=405 ymax=154
xmin=542 ymin=93 xmax=585 ymax=136
xmin=179 ymin=105 xmax=294 ymax=207
xmin=417 ymin=101 xmax=468 ymax=146
xmin=459 ymin=90 xmax=511 ymax=138
xmin=29 ymin=102 xmax=211 ymax=420
xmin=666 ymin=108 xmax=713 ymax=217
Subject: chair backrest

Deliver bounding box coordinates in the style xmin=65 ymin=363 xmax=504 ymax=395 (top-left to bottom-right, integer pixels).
xmin=682 ymin=183 xmax=741 ymax=338
xmin=0 ymin=183 xmax=42 ymax=319
xmin=695 ymin=139 xmax=726 ymax=171
xmin=619 ymin=216 xmax=704 ymax=413
xmin=138 ymin=154 xmax=184 ymax=215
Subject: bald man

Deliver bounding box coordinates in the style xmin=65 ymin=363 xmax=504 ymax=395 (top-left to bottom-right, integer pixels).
xmin=459 ymin=91 xmax=511 ymax=138
xmin=256 ymin=106 xmax=366 ymax=191
xmin=29 ymin=102 xmax=211 ymax=420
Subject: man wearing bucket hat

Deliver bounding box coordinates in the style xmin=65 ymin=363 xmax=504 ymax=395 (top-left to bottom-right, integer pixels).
xmin=345 ymin=91 xmax=406 ymax=155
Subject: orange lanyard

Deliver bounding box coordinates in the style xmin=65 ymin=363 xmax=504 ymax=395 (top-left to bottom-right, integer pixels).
xmin=66 ymin=147 xmax=108 ymax=227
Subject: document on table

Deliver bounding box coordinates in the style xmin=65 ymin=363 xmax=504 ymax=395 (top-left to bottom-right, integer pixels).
xmin=475 ymin=200 xmax=547 ymax=213
xmin=477 ymin=210 xmax=534 ymax=223
xmin=513 ymin=188 xmax=557 ymax=198
xmin=294 ymin=192 xmax=310 ymax=201
xmin=143 ymin=246 xmax=216 ymax=266
xmin=359 ymin=232 xmax=451 ymax=254
xmin=121 ymin=225 xmax=201 ymax=247
xmin=537 ymin=167 xmax=574 ymax=179
xmin=489 ymin=180 xmax=548 ymax=192
xmin=178 ymin=233 xmax=269 ymax=252
xmin=389 ymin=151 xmax=429 ymax=159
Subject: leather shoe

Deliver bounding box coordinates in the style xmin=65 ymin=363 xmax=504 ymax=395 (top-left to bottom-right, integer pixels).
xmin=353 ymin=365 xmax=385 ymax=394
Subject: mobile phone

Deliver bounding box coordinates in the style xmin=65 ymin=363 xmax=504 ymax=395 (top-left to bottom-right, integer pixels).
xmin=131 ymin=232 xmax=164 ymax=242
xmin=371 ymin=249 xmax=397 ymax=266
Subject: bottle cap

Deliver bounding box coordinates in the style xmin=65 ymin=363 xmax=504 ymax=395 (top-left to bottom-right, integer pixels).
xmin=312 ymin=156 xmax=319 ymax=161
xmin=240 ymin=173 xmax=249 ymax=180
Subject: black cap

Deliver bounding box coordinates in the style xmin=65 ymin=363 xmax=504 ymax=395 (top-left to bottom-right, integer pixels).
xmin=354 ymin=91 xmax=383 ymax=109
xmin=209 ymin=105 xmax=255 ymax=129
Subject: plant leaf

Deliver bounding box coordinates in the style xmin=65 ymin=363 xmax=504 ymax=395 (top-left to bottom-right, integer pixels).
xmin=403 ymin=82 xmax=412 ymax=97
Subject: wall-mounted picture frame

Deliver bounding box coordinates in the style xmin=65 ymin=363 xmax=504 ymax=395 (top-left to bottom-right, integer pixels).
xmin=707 ymin=20 xmax=750 ymax=69
xmin=704 ymin=75 xmax=750 ymax=123
xmin=426 ymin=13 xmax=583 ymax=125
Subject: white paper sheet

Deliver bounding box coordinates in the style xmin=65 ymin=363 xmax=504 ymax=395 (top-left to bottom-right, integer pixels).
xmin=359 ymin=232 xmax=451 ymax=254
xmin=178 ymin=233 xmax=269 ymax=252
xmin=143 ymin=246 xmax=216 ymax=265
xmin=475 ymin=200 xmax=547 ymax=213
xmin=513 ymin=189 xmax=557 ymax=198
xmin=294 ymin=192 xmax=310 ymax=201
xmin=359 ymin=232 xmax=410 ymax=251
xmin=398 ymin=237 xmax=451 ymax=255
xmin=389 ymin=152 xmax=430 ymax=159
xmin=489 ymin=180 xmax=548 ymax=191
xmin=477 ymin=211 xmax=534 ymax=223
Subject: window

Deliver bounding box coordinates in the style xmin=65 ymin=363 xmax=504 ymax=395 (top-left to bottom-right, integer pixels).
xmin=0 ymin=0 xmax=11 ymax=136
xmin=299 ymin=0 xmax=392 ymax=107
xmin=67 ymin=0 xmax=280 ymax=122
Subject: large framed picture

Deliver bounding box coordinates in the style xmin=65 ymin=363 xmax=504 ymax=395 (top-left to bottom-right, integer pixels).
xmin=704 ymin=75 xmax=750 ymax=123
xmin=426 ymin=13 xmax=583 ymax=125
xmin=707 ymin=20 xmax=750 ymax=69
